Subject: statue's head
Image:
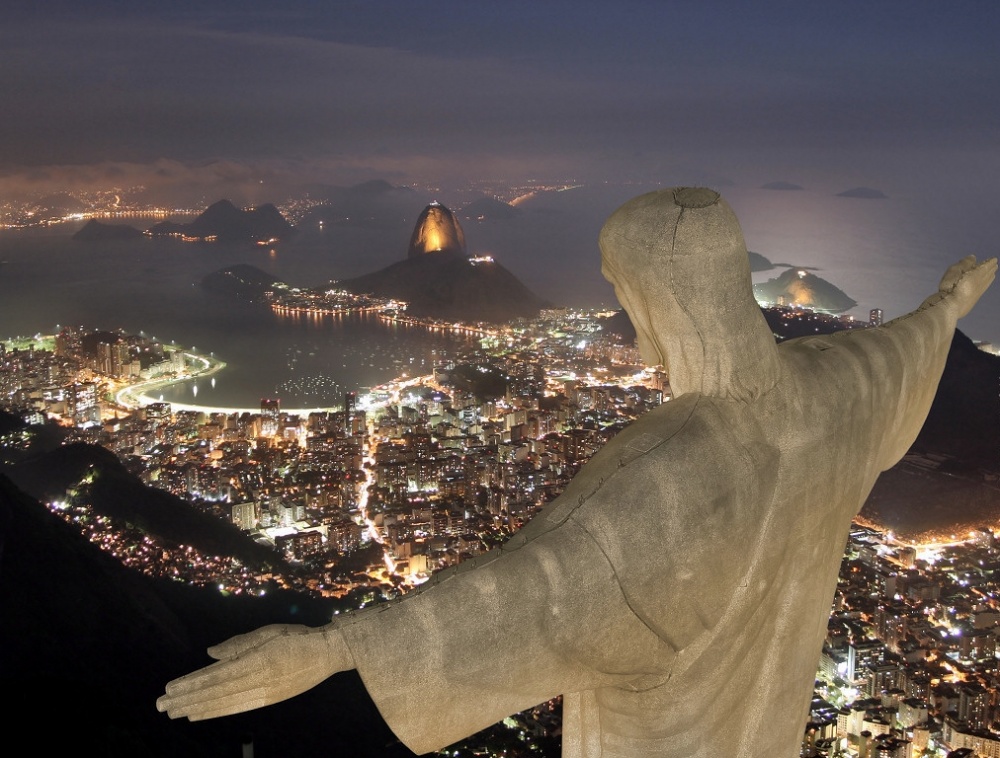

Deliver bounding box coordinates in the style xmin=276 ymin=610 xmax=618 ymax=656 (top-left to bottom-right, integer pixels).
xmin=600 ymin=187 xmax=778 ymax=400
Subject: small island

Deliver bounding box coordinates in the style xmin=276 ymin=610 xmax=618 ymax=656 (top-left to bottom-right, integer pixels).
xmin=753 ymin=267 xmax=857 ymax=313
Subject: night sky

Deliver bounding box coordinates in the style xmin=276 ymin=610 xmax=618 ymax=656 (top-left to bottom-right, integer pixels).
xmin=2 ymin=1 xmax=997 ymax=192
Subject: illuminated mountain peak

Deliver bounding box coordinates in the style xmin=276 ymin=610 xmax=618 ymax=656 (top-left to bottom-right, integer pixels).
xmin=407 ymin=202 xmax=467 ymax=258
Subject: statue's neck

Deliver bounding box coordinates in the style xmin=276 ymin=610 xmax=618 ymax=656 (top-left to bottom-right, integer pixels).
xmin=660 ymin=299 xmax=781 ymax=403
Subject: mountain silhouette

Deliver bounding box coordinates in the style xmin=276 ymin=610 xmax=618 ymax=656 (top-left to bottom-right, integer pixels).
xmin=336 ymin=201 xmax=548 ymax=322
xmin=754 ymin=268 xmax=857 ymax=313
xmin=338 ymin=252 xmax=548 ymax=323
xmin=201 ymin=263 xmax=284 ymax=300
xmin=0 ymin=472 xmax=409 ymax=758
xmin=149 ymin=200 xmax=293 ymax=242
xmin=72 ymin=219 xmax=145 ymax=241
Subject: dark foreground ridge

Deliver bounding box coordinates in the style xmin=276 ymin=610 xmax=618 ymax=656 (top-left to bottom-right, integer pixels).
xmin=0 ymin=470 xmax=412 ymax=758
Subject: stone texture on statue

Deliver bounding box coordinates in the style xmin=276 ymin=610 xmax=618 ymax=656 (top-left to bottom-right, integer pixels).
xmin=158 ymin=188 xmax=996 ymax=758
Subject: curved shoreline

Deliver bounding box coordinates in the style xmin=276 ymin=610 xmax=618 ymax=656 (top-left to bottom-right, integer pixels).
xmin=119 ymin=315 xmax=481 ymax=416
xmin=10 ymin=331 xmax=434 ymax=418
xmin=115 ymin=347 xmax=236 ymax=410
xmin=116 ymin=350 xmax=353 ymax=416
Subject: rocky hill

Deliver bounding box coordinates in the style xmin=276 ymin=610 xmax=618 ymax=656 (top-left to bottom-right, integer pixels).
xmin=72 ymin=219 xmax=145 ymax=241
xmin=754 ymin=268 xmax=857 ymax=313
xmin=149 ymin=200 xmax=293 ymax=242
xmin=0 ymin=472 xmax=407 ymax=758
xmin=201 ymin=263 xmax=284 ymax=300
xmin=338 ymin=252 xmax=549 ymax=323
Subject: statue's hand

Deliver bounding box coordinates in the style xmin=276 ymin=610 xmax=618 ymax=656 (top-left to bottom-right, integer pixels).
xmin=156 ymin=623 xmax=354 ymax=721
xmin=937 ymin=255 xmax=997 ymax=318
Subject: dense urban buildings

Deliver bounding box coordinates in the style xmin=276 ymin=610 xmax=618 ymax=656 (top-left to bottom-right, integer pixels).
xmin=3 ymin=302 xmax=999 ymax=757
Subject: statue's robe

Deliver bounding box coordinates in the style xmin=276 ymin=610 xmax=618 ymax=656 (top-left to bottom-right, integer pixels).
xmin=335 ymin=295 xmax=956 ymax=757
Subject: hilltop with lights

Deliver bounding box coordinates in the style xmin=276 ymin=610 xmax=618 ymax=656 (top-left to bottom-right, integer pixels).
xmin=337 ymin=202 xmax=548 ymax=323
xmin=754 ymin=267 xmax=858 ymax=313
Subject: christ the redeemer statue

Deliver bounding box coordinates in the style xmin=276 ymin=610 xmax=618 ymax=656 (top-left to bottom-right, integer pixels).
xmin=158 ymin=187 xmax=996 ymax=757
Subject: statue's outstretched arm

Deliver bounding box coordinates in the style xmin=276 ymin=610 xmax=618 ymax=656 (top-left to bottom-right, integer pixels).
xmin=158 ymin=514 xmax=676 ymax=753
xmin=922 ymin=255 xmax=996 ymax=318
xmin=855 ymin=255 xmax=996 ymax=471
xmin=156 ymin=623 xmax=354 ymax=721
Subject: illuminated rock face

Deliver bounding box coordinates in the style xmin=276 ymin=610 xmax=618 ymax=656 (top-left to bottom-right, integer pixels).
xmin=407 ymin=202 xmax=467 ymax=258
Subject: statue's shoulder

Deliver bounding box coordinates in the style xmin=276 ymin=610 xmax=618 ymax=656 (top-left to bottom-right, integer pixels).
xmin=776 ymin=326 xmax=902 ymax=385
xmin=507 ymin=393 xmax=706 ymax=543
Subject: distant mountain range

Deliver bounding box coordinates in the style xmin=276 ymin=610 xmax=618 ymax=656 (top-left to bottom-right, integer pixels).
xmin=149 ymin=199 xmax=293 ymax=242
xmin=70 ymin=200 xmax=294 ymax=243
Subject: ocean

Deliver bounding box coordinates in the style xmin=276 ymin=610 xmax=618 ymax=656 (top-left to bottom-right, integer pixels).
xmin=0 ymin=225 xmax=471 ymax=408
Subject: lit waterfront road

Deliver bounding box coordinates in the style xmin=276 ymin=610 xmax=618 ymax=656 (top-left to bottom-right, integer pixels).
xmin=115 ymin=348 xmax=340 ymax=416
xmin=114 ymin=348 xmax=229 ymax=410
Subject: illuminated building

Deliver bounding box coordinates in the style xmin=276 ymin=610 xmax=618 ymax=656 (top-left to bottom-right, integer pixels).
xmin=870 ymin=308 xmax=884 ymax=327
xmin=66 ymin=381 xmax=99 ymax=427
xmin=847 ymin=639 xmax=886 ymax=682
xmin=144 ymin=402 xmax=171 ymax=425
xmin=407 ymin=202 xmax=467 ymax=258
xmin=276 ymin=530 xmax=324 ymax=561
xmin=260 ymin=397 xmax=280 ymax=437
xmin=96 ymin=338 xmax=134 ymax=377
xmin=328 ymin=519 xmax=363 ymax=553
xmin=344 ymin=391 xmax=356 ymax=434
xmin=231 ymin=501 xmax=259 ymax=530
